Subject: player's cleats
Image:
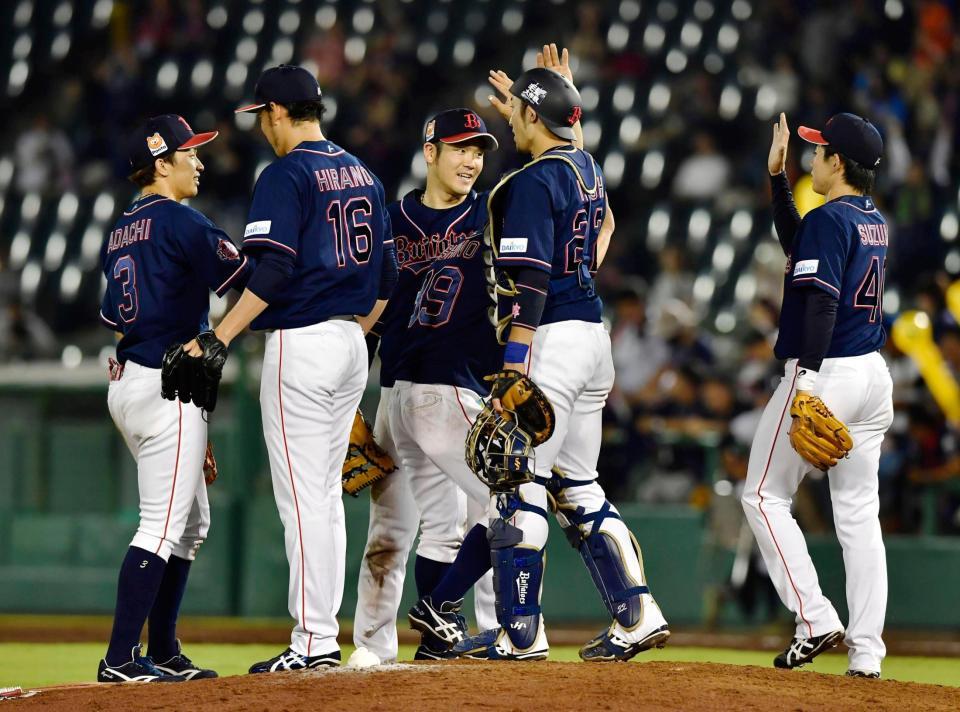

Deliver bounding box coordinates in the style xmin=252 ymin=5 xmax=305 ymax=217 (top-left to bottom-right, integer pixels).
xmin=407 ymin=596 xmax=468 ymax=647
xmin=248 ymin=647 xmax=341 ymax=673
xmin=97 ymin=644 xmax=183 ymax=683
xmin=453 ymin=625 xmax=549 ymax=661
xmin=152 ymin=640 xmax=218 ymax=680
xmin=413 ymin=640 xmax=458 ymax=661
xmin=846 ymin=669 xmax=880 ymax=679
xmin=773 ymin=629 xmax=844 ymax=669
xmin=579 ymin=596 xmax=671 ymax=662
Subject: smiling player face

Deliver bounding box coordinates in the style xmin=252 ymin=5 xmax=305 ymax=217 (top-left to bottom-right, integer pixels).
xmin=167 ymin=148 xmax=204 ymax=200
xmin=428 ymin=142 xmax=485 ymax=197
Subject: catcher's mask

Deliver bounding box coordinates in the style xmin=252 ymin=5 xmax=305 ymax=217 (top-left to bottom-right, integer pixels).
xmin=466 ymin=405 xmax=536 ymax=493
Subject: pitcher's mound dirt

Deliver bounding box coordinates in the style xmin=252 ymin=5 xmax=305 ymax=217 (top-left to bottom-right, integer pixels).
xmin=13 ymin=661 xmax=958 ymax=711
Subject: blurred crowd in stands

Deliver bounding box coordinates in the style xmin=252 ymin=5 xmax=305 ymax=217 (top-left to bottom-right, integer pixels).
xmin=1 ymin=0 xmax=958 ymax=535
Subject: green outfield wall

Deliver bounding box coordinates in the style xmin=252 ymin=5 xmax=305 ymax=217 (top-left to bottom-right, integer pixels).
xmin=1 ymin=376 xmax=958 ymax=628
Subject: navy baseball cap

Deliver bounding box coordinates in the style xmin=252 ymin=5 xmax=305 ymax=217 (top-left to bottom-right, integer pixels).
xmin=798 ymin=113 xmax=883 ymax=168
xmin=127 ymin=114 xmax=218 ymax=172
xmin=510 ymin=68 xmax=582 ymax=141
xmin=424 ymin=108 xmax=499 ymax=150
xmin=235 ymin=64 xmax=322 ymax=113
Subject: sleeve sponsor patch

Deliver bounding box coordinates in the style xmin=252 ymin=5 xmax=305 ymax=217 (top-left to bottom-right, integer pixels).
xmin=500 ymin=237 xmax=528 ymax=254
xmin=244 ymin=220 xmax=271 ymax=237
xmin=793 ymin=259 xmax=819 ymax=276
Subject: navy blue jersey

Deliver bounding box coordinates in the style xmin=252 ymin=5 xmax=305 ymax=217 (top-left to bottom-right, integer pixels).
xmin=242 ymin=140 xmax=391 ymax=330
xmin=775 ymin=195 xmax=888 ymax=359
xmin=383 ymin=190 xmax=499 ymax=394
xmin=99 ymin=194 xmax=251 ymax=367
xmin=491 ymin=146 xmax=605 ymax=325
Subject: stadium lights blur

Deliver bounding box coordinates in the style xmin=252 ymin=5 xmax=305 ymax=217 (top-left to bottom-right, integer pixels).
xmin=608 ymin=23 xmax=629 ymax=52
xmin=44 ymin=232 xmax=67 ymax=272
xmin=453 ymin=39 xmax=476 ymax=66
xmin=13 ymin=34 xmax=32 ymax=60
xmin=582 ymin=120 xmax=602 ymax=152
xmin=346 ymin=37 xmax=367 ymax=64
xmin=885 ymin=0 xmax=904 ymax=20
xmin=316 ymin=6 xmax=337 ymax=31
xmin=20 ymin=261 xmax=42 ymax=302
xmin=612 ymin=84 xmax=635 ymax=113
xmin=93 ymin=193 xmax=115 ymax=223
xmin=279 ymin=9 xmax=301 ymax=35
xmin=8 ymin=61 xmax=29 ymax=97
xmin=9 ymin=232 xmax=31 ymax=270
xmin=885 ymin=288 xmax=901 ymax=314
xmin=619 ymin=115 xmax=642 ymax=146
xmin=715 ymin=310 xmax=736 ymax=333
xmin=694 ymin=0 xmax=715 ymax=20
xmin=272 ymin=38 xmax=295 ymax=65
xmin=324 ymin=95 xmax=338 ymax=122
xmin=731 ymin=0 xmax=753 ymax=20
xmin=353 ymin=7 xmax=375 ymax=33
xmin=643 ymin=24 xmax=666 ymax=52
xmin=735 ymin=274 xmax=757 ymax=303
xmin=681 ymin=22 xmax=703 ymax=49
xmin=580 ymin=85 xmax=600 ymax=112
xmin=60 ymin=264 xmax=82 ymax=302
xmin=666 ymin=49 xmax=688 ymax=74
xmin=21 ymin=193 xmax=41 ymax=223
xmin=207 ymin=5 xmax=228 ymax=30
xmin=946 ymin=250 xmax=960 ymax=274
xmin=940 ymin=212 xmax=958 ymax=241
xmin=648 ymin=83 xmax=671 ymax=113
xmin=688 ymin=209 xmax=711 ymax=247
xmin=0 ymin=157 xmax=13 ymax=188
xmin=604 ymin=152 xmax=625 ymax=189
xmin=719 ymin=85 xmax=741 ymax=119
xmin=428 ymin=10 xmax=449 ymax=34
xmin=57 ymin=193 xmax=79 ymax=226
xmin=236 ymin=37 xmax=258 ymax=63
xmin=416 ymin=40 xmax=437 ymax=65
xmin=191 ymin=60 xmax=214 ymax=93
xmin=704 ymin=52 xmax=724 ymax=74
xmin=243 ymin=9 xmax=265 ymax=35
xmin=91 ymin=0 xmax=113 ymax=29
xmin=410 ymin=152 xmax=427 ymax=181
xmin=465 ymin=10 xmax=486 ymax=32
xmin=693 ymin=274 xmax=715 ymax=303
xmin=61 ymin=345 xmax=82 ymax=369
xmin=81 ymin=225 xmax=103 ymax=268
xmin=13 ymin=1 xmax=32 ymax=28
xmin=156 ymin=61 xmax=179 ymax=94
xmin=502 ymin=8 xmax=524 ymax=33
xmin=620 ymin=0 xmax=641 ymax=22
xmin=647 ymin=208 xmax=670 ymax=250
xmin=730 ymin=210 xmax=753 ymax=241
xmin=754 ymin=85 xmax=778 ymax=120
xmin=641 ymin=150 xmax=665 ymax=188
xmin=658 ymin=1 xmax=679 ymax=22
xmin=754 ymin=241 xmax=778 ymax=266
xmin=51 ymin=33 xmax=71 ymax=61
xmin=226 ymin=61 xmax=248 ymax=93
xmin=712 ymin=242 xmax=735 ymax=272
xmin=717 ymin=24 xmax=740 ymax=53
xmin=53 ymin=1 xmax=72 ymax=27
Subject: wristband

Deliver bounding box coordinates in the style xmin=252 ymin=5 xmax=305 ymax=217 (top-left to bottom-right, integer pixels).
xmin=796 ymin=367 xmax=818 ymax=392
xmin=504 ymin=341 xmax=529 ymax=364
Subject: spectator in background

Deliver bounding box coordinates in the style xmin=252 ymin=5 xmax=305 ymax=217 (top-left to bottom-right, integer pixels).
xmin=0 ymin=298 xmax=57 ymax=362
xmin=610 ymin=286 xmax=669 ymax=408
xmin=671 ymin=132 xmax=732 ymax=201
xmin=892 ymin=159 xmax=939 ymax=282
xmin=14 ymin=115 xmax=75 ymax=196
xmin=648 ymin=246 xmax=694 ymax=307
xmin=654 ymin=298 xmax=714 ymax=369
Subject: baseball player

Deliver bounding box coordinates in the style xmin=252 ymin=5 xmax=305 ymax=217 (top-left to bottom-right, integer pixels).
xmin=351 ymin=108 xmax=500 ymax=663
xmin=98 ymin=115 xmax=251 ymax=682
xmin=182 ymin=65 xmax=396 ymax=672
xmin=742 ymin=112 xmax=892 ymax=678
xmin=412 ymin=47 xmax=670 ymax=662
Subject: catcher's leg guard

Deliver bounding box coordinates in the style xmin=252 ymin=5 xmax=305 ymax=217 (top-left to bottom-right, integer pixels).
xmin=488 ymin=517 xmax=545 ymax=652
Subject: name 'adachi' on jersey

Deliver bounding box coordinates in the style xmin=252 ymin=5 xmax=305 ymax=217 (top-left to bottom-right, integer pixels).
xmin=99 ymin=195 xmax=252 ymax=368
xmin=775 ymin=194 xmax=888 ymax=359
xmin=242 ymin=140 xmax=391 ymax=331
xmin=490 ymin=145 xmax=605 ymax=325
xmin=377 ymin=189 xmax=500 ymax=394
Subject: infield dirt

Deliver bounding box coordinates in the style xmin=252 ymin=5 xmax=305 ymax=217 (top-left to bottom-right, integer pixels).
xmin=11 ymin=660 xmax=959 ymax=711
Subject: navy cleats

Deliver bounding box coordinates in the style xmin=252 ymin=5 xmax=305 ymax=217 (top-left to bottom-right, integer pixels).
xmin=579 ymin=624 xmax=670 ymax=662
xmin=152 ymin=641 xmax=218 ymax=680
xmin=453 ymin=626 xmax=549 ymax=661
xmin=97 ymin=644 xmax=183 ymax=683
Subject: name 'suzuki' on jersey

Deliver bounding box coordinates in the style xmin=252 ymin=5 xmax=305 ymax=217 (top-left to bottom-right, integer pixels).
xmin=857 ymin=224 xmax=889 ymax=246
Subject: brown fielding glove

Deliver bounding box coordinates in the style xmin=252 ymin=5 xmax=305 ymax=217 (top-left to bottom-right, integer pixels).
xmin=203 ymin=441 xmax=218 ymax=486
xmin=788 ymin=393 xmax=854 ymax=471
xmin=485 ymin=370 xmax=556 ymax=446
xmin=342 ymin=409 xmax=396 ymax=496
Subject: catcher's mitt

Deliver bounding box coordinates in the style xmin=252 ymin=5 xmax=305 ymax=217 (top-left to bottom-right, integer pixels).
xmin=161 ymin=331 xmax=228 ymax=412
xmin=342 ymin=409 xmax=396 ymax=496
xmin=788 ymin=393 xmax=853 ymax=471
xmin=485 ymin=370 xmax=555 ymax=446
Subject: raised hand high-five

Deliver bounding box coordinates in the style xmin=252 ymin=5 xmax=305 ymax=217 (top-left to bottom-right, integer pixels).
xmin=769 ymin=112 xmax=790 ymax=176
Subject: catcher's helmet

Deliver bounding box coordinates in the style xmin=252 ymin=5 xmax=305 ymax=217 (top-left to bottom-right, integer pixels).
xmin=510 ymin=67 xmax=582 ymax=141
xmin=465 ymin=405 xmax=536 ymax=493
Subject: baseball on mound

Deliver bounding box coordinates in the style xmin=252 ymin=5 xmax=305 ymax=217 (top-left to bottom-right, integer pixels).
xmin=347 ymin=647 xmax=381 ymax=669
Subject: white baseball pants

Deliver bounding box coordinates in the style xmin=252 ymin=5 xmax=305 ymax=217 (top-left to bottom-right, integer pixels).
xmin=742 ymin=353 xmax=893 ymax=673
xmin=260 ymin=320 xmax=367 ymax=658
xmin=107 ymin=361 xmax=210 ymax=562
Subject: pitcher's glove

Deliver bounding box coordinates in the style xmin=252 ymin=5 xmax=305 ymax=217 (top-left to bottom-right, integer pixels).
xmin=788 ymin=393 xmax=853 ymax=471
xmin=485 ymin=369 xmax=555 ymax=446
xmin=342 ymin=409 xmax=396 ymax=496
xmin=161 ymin=331 xmax=228 ymax=412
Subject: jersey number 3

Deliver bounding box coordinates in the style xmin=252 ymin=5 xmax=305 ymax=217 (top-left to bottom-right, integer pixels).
xmin=113 ymin=255 xmax=139 ymax=323
xmin=853 ymin=255 xmax=886 ymax=323
xmin=327 ymin=197 xmax=373 ymax=267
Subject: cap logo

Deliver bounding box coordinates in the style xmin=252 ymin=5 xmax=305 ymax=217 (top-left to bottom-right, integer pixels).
xmin=567 ymin=106 xmax=582 ymax=126
xmin=464 ymin=113 xmax=481 ymax=129
xmin=521 ymin=82 xmax=547 ymax=105
xmin=177 ymin=116 xmax=193 ymax=132
xmin=146 ymin=133 xmax=168 ymax=156
xmin=425 ymin=120 xmax=436 ymax=142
